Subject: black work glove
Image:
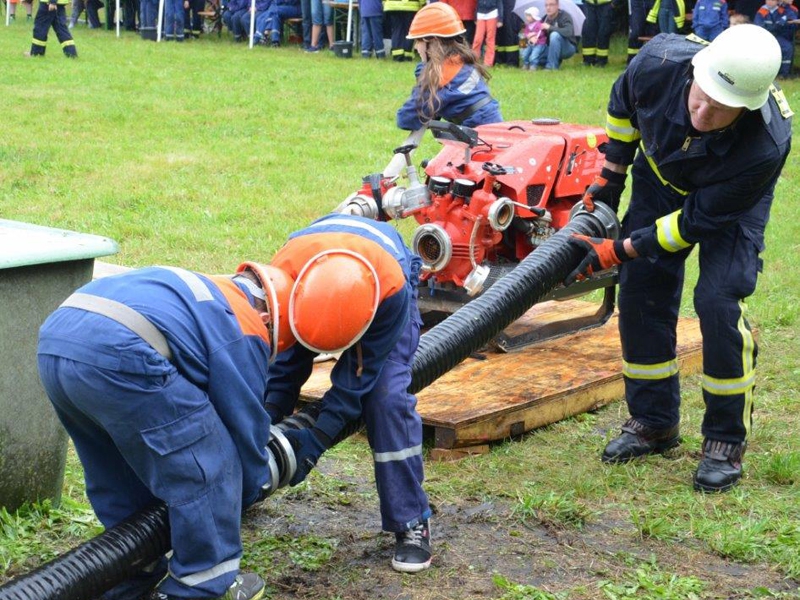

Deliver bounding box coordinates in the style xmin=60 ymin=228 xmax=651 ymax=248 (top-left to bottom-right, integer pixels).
xmin=282 ymin=428 xmax=330 ymax=486
xmin=582 ymin=167 xmax=626 ymax=213
xmin=564 ymin=234 xmax=632 ymax=284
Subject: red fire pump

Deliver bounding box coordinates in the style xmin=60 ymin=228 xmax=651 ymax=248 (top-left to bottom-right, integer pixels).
xmin=335 ymin=119 xmax=619 ymax=338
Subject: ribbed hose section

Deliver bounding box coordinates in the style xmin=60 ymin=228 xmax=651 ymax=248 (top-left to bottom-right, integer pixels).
xmin=409 ymin=211 xmax=609 ymax=394
xmin=0 ymin=503 xmax=170 ymax=600
xmin=0 ymin=402 xmax=327 ymax=600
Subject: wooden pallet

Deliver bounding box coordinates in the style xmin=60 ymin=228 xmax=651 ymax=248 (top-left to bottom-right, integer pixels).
xmin=300 ymin=299 xmax=704 ymax=455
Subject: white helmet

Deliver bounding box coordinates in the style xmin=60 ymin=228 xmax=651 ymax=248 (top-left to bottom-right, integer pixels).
xmin=691 ymin=24 xmax=781 ymax=111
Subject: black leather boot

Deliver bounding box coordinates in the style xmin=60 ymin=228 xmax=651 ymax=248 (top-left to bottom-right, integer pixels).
xmin=693 ymin=439 xmax=745 ymax=493
xmin=602 ymin=418 xmax=681 ymax=464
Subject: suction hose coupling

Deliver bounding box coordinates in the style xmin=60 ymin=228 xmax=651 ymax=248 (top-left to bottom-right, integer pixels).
xmin=568 ymin=200 xmax=620 ymax=240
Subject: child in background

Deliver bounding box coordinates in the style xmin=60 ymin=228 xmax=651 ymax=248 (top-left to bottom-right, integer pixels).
xmin=397 ymin=3 xmax=502 ymax=130
xmin=521 ymin=6 xmax=546 ymax=69
xmin=360 ymin=0 xmax=386 ymax=58
xmin=754 ymin=0 xmax=797 ymax=77
xmin=472 ymin=0 xmax=504 ymax=66
xmin=9 ymin=0 xmax=34 ymax=21
xmin=692 ymin=0 xmax=729 ymax=40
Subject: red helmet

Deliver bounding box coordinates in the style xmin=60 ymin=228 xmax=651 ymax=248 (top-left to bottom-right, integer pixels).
xmin=236 ymin=262 xmax=296 ymax=361
xmin=289 ymin=250 xmax=380 ymax=354
xmin=407 ymin=2 xmax=466 ymax=39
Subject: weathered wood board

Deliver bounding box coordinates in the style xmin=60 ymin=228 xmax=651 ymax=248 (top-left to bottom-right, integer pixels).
xmin=301 ymin=299 xmax=704 ymax=450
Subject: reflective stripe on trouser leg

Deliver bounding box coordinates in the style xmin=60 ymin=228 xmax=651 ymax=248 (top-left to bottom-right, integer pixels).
xmin=694 ymin=196 xmax=771 ymax=443
xmin=618 ymin=157 xmax=690 ymax=430
xmin=362 ymin=296 xmax=431 ymax=532
xmin=36 ymin=329 xmax=245 ymax=598
xmin=52 ymin=5 xmax=77 ymax=56
xmin=30 ymin=4 xmax=55 ymax=55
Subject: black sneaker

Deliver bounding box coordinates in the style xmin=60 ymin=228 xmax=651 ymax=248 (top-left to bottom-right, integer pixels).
xmin=391 ymin=520 xmax=432 ymax=573
xmin=150 ymin=573 xmax=265 ymax=600
xmin=693 ymin=439 xmax=745 ymax=493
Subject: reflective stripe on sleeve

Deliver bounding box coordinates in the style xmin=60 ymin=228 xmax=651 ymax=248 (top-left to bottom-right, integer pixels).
xmin=605 ymin=114 xmax=641 ymax=143
xmin=655 ymin=210 xmax=692 ymax=253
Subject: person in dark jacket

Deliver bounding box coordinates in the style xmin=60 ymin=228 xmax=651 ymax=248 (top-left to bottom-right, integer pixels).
xmin=566 ymin=26 xmax=792 ymax=493
xmin=537 ymin=0 xmax=577 ymax=69
xmin=397 ymin=2 xmax=502 ymax=130
xmin=494 ymin=0 xmax=522 ymax=66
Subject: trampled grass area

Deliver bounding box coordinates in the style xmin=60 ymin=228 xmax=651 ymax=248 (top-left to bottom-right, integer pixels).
xmin=1 ymin=21 xmax=799 ymax=599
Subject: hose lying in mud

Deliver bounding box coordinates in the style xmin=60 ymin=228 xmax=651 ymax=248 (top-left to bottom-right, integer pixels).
xmin=0 ymin=204 xmax=617 ymax=600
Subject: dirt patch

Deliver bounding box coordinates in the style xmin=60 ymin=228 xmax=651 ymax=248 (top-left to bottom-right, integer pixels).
xmin=245 ymin=457 xmax=799 ymax=600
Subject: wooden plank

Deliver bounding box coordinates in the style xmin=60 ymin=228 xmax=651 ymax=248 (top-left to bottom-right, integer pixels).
xmin=300 ymin=299 xmax=704 ymax=449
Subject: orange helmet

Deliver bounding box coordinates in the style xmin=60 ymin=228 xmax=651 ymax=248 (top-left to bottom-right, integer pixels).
xmin=289 ymin=250 xmax=380 ymax=354
xmin=236 ymin=261 xmax=297 ymax=361
xmin=407 ymin=2 xmax=466 ymax=39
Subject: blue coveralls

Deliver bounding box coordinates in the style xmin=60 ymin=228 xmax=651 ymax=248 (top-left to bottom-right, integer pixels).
xmin=602 ymin=34 xmax=792 ymax=443
xmin=754 ymin=5 xmax=796 ymax=77
xmin=264 ymin=214 xmax=432 ymax=533
xmin=37 ymin=267 xmax=273 ymax=600
xmin=29 ymin=0 xmax=77 ymax=57
xmin=396 ymin=61 xmax=503 ymax=130
xmin=691 ymin=0 xmax=728 ymax=41
xmin=582 ymin=0 xmax=614 ymax=66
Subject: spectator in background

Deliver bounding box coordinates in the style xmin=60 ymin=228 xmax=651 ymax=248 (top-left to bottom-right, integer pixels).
xmin=121 ymin=0 xmax=138 ymax=31
xmin=257 ymin=0 xmax=302 ymax=46
xmin=384 ymin=0 xmax=421 ymax=61
xmin=537 ymin=0 xmax=578 ymax=69
xmin=306 ymin=0 xmax=334 ymax=51
xmin=360 ymin=0 xmax=386 ymax=58
xmin=627 ymin=0 xmax=658 ymax=62
xmin=755 ymin=0 xmax=798 ymax=77
xmin=472 ymin=0 xmax=504 ymax=66
xmin=397 ymin=2 xmax=502 ymax=129
xmin=9 ymin=0 xmax=34 ymax=21
xmin=692 ymin=0 xmax=729 ymax=40
xmin=441 ymin=0 xmax=478 ymax=43
xmin=25 ymin=0 xmax=77 ymax=57
xmin=521 ymin=6 xmax=547 ymax=69
xmin=139 ymin=0 xmax=157 ymax=30
xmin=223 ymin=0 xmax=250 ymax=40
xmin=646 ymin=0 xmax=686 ymax=33
xmin=69 ymin=0 xmax=103 ymax=28
xmin=494 ymin=0 xmax=522 ymax=66
xmin=164 ymin=0 xmax=185 ymax=39
xmin=185 ymin=0 xmax=205 ymax=38
xmin=582 ymin=0 xmax=614 ymax=66
xmin=239 ymin=0 xmax=272 ymax=43
xmin=728 ymin=11 xmax=750 ymax=23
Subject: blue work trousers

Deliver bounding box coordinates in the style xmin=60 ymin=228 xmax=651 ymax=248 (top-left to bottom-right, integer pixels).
xmin=164 ymin=0 xmax=185 ymax=39
xmin=537 ymin=31 xmax=576 ymax=69
xmin=618 ymin=155 xmax=772 ymax=443
xmin=521 ymin=43 xmax=546 ymax=68
xmin=360 ymin=15 xmax=384 ymax=56
xmin=30 ymin=3 xmax=77 ymax=56
xmin=223 ymin=7 xmax=247 ymax=36
xmin=259 ymin=4 xmax=302 ymax=42
xmin=38 ymin=339 xmax=245 ymax=599
xmin=627 ymin=0 xmax=656 ymax=61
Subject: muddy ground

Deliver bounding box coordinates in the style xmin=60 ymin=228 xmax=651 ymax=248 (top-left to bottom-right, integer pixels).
xmin=244 ymin=438 xmax=799 ymax=600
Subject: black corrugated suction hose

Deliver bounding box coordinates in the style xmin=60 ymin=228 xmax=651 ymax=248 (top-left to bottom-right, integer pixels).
xmin=0 ymin=206 xmax=615 ymax=600
xmin=409 ymin=209 xmax=614 ymax=394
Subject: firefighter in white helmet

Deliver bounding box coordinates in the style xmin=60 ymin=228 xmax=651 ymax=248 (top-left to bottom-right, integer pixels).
xmin=565 ymin=25 xmax=792 ymax=492
xmin=264 ymin=213 xmax=433 ymax=573
xmin=38 ymin=263 xmax=296 ymax=600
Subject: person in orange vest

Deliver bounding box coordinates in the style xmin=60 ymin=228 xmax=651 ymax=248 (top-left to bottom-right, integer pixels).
xmin=264 ymin=213 xmax=434 ymax=573
xmin=441 ymin=0 xmax=478 ymax=42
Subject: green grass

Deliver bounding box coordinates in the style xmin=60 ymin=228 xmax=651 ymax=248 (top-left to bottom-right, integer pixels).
xmin=2 ymin=21 xmax=800 ymax=599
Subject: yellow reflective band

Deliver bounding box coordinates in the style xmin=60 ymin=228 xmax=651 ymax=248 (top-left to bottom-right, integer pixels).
xmin=583 ymin=47 xmax=597 ymax=56
xmin=606 ymin=114 xmax=641 ymax=143
xmin=497 ymin=44 xmax=519 ymax=52
xmin=641 ymin=144 xmax=690 ymax=195
xmin=769 ymin=84 xmax=794 ymax=118
xmin=738 ymin=301 xmax=756 ymax=437
xmin=622 ymin=359 xmax=679 ymax=380
xmin=702 ymin=371 xmax=755 ymax=396
xmin=62 ymin=40 xmax=76 ymax=47
xmin=32 ymin=38 xmax=47 ymax=47
xmin=656 ymin=210 xmax=692 ymax=253
xmin=674 ymin=0 xmax=685 ymax=27
xmin=596 ymin=48 xmax=609 ymax=57
xmin=627 ymin=47 xmax=639 ymax=56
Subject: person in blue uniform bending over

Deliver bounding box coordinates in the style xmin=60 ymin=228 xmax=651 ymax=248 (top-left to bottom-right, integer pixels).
xmin=263 ymin=213 xmax=433 ymax=573
xmin=37 ymin=262 xmax=298 ymax=600
xmin=565 ymin=25 xmax=792 ymax=493
xmin=396 ymin=2 xmax=502 ymax=131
